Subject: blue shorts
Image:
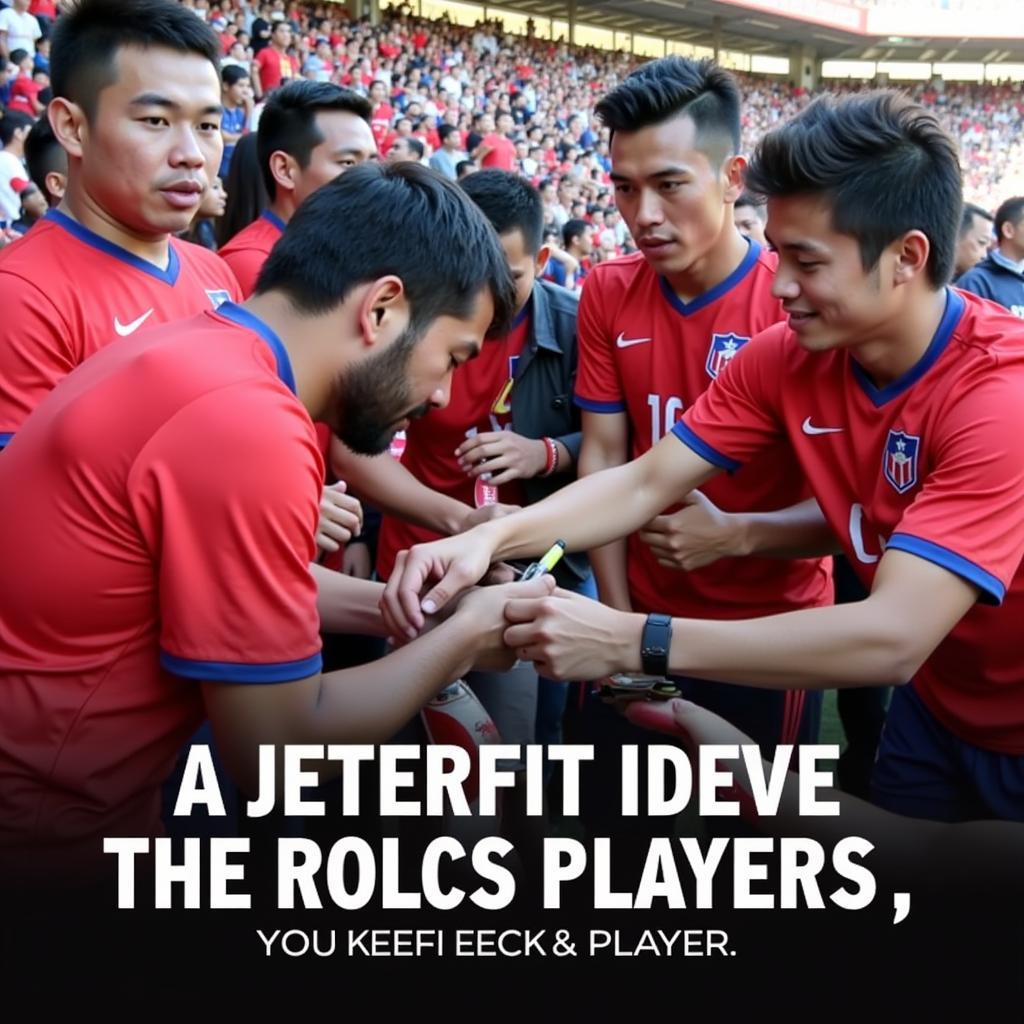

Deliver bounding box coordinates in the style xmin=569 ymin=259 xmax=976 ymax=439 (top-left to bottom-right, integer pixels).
xmin=871 ymin=683 xmax=1024 ymax=822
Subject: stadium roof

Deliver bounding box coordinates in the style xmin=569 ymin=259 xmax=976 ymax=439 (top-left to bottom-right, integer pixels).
xmin=493 ymin=0 xmax=1024 ymax=65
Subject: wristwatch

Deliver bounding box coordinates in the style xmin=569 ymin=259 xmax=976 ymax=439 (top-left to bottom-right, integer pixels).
xmin=641 ymin=613 xmax=673 ymax=677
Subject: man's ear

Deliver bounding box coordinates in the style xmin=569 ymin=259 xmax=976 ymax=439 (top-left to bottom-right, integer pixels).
xmin=892 ymin=229 xmax=930 ymax=286
xmin=534 ymin=244 xmax=551 ymax=275
xmin=48 ymin=97 xmax=87 ymax=161
xmin=268 ymin=149 xmax=299 ymax=197
xmin=723 ymin=153 xmax=747 ymax=205
xmin=357 ymin=275 xmax=407 ymax=348
xmin=45 ymin=171 xmax=67 ymax=205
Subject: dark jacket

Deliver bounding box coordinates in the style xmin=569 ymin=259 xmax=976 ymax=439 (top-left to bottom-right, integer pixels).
xmin=956 ymin=252 xmax=1024 ymax=318
xmin=508 ymin=278 xmax=590 ymax=587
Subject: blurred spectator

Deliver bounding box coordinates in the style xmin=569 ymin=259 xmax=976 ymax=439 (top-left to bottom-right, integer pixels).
xmin=428 ymin=123 xmax=464 ymax=180
xmin=0 ymin=0 xmax=42 ymax=59
xmin=181 ymin=176 xmax=227 ymax=251
xmin=0 ymin=109 xmax=32 ymax=227
xmin=954 ymin=202 xmax=995 ymax=279
xmin=734 ymin=191 xmax=768 ymax=247
xmin=23 ymin=115 xmax=66 ymax=207
xmin=220 ymin=64 xmax=254 ymax=177
xmin=217 ymin=132 xmax=268 ymax=249
xmin=957 ymin=196 xmax=1024 ymax=316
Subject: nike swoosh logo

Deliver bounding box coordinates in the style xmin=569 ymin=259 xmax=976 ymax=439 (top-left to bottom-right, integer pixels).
xmin=616 ymin=332 xmax=652 ymax=349
xmin=802 ymin=417 xmax=844 ymax=435
xmin=114 ymin=309 xmax=155 ymax=337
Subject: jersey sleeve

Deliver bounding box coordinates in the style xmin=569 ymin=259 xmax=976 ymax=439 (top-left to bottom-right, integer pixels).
xmin=129 ymin=384 xmax=325 ymax=682
xmin=0 ymin=271 xmax=74 ymax=443
xmin=673 ymin=323 xmax=787 ymax=472
xmin=886 ymin=376 xmax=1024 ymax=605
xmin=573 ymin=271 xmax=625 ymax=413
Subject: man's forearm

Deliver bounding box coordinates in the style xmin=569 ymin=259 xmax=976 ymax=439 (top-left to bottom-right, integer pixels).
xmin=487 ymin=440 xmax=713 ymax=561
xmin=310 ymin=611 xmax=485 ymax=749
xmin=331 ymin=442 xmax=469 ymax=535
xmin=312 ymin=563 xmax=386 ymax=635
xmin=734 ymin=499 xmax=842 ymax=559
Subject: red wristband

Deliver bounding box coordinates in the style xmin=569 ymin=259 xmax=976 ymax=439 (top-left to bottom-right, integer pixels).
xmin=540 ymin=437 xmax=559 ymax=477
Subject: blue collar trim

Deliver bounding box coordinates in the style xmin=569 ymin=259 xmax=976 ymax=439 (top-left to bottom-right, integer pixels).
xmin=45 ymin=209 xmax=180 ymax=285
xmin=851 ymin=288 xmax=965 ymax=407
xmin=213 ymin=301 xmax=297 ymax=394
xmin=659 ymin=238 xmax=760 ymax=317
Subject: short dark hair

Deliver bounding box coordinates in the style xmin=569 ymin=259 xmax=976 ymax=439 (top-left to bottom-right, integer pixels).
xmin=23 ymin=117 xmax=67 ymax=199
xmin=959 ymin=202 xmax=993 ymax=237
xmin=257 ymin=80 xmax=372 ymax=198
xmin=746 ymin=91 xmax=961 ymax=288
xmin=455 ymin=159 xmax=475 ymax=178
xmin=400 ymin=136 xmax=425 ymax=159
xmin=9 ymin=49 xmax=29 ymax=66
xmin=994 ymin=197 xmax=1024 ymax=243
xmin=51 ymin=0 xmax=221 ymax=120
xmin=0 ymin=110 xmax=34 ymax=147
xmin=562 ymin=218 xmax=589 ymax=248
xmin=595 ymin=56 xmax=741 ymax=163
xmin=222 ymin=64 xmax=250 ymax=88
xmin=438 ymin=123 xmax=459 ymax=143
xmin=459 ymin=169 xmax=544 ymax=254
xmin=257 ymin=161 xmax=516 ymax=338
xmin=735 ymin=190 xmax=767 ymax=222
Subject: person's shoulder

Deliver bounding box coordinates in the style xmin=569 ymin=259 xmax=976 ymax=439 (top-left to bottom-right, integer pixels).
xmin=0 ymin=216 xmax=61 ymax=275
xmin=537 ymin=276 xmax=579 ymax=314
xmin=587 ymin=250 xmax=648 ymax=287
xmin=954 ymin=289 xmax=1024 ymax=359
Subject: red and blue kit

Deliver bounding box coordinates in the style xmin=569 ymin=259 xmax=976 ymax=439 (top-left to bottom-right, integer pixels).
xmin=678 ymin=288 xmax=1024 ymax=753
xmin=0 ymin=209 xmax=241 ymax=446
xmin=574 ymin=243 xmax=832 ymax=620
xmin=218 ymin=210 xmax=286 ymax=297
xmin=0 ymin=303 xmax=323 ymax=866
xmin=376 ymin=305 xmax=532 ymax=581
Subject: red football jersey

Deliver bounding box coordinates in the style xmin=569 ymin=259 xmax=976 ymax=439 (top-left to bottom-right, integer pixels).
xmin=0 ymin=302 xmax=323 ymax=870
xmin=680 ymin=288 xmax=1024 ymax=752
xmin=574 ymin=244 xmax=831 ymax=618
xmin=219 ymin=211 xmax=285 ymax=297
xmin=0 ymin=210 xmax=242 ymax=445
xmin=376 ymin=309 xmax=531 ymax=581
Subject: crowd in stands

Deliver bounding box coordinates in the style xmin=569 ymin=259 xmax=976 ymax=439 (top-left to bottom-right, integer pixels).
xmin=4 ymin=0 xmax=1024 ymax=251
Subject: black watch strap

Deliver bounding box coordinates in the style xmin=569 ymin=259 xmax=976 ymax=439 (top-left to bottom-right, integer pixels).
xmin=641 ymin=613 xmax=673 ymax=677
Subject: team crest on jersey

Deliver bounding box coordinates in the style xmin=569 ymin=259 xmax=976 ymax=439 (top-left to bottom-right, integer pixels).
xmin=883 ymin=430 xmax=920 ymax=494
xmin=206 ymin=289 xmax=231 ymax=309
xmin=705 ymin=333 xmax=750 ymax=379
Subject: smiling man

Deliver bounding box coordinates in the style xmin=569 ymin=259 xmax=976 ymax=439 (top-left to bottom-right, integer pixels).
xmin=572 ymin=57 xmax=829 ymax=764
xmin=385 ymin=93 xmax=1024 ymax=824
xmin=0 ymin=0 xmax=241 ymax=449
xmin=0 ymin=162 xmax=540 ymax=882
xmin=219 ymin=79 xmax=376 ymax=296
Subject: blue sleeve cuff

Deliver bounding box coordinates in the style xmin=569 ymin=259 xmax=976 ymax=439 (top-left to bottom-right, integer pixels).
xmin=160 ymin=650 xmax=324 ymax=683
xmin=0 ymin=433 xmax=14 ymax=449
xmin=573 ymin=395 xmax=627 ymax=413
xmin=886 ymin=533 xmax=1005 ymax=606
xmin=670 ymin=421 xmax=741 ymax=473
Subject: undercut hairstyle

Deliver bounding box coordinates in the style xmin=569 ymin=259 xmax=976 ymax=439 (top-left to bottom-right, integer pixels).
xmin=746 ymin=91 xmax=962 ymax=288
xmin=24 ymin=117 xmax=68 ymax=200
xmin=404 ymin=136 xmax=425 ymax=159
xmin=959 ymin=202 xmax=993 ymax=237
xmin=50 ymin=0 xmax=221 ymax=121
xmin=994 ymin=197 xmax=1024 ymax=243
xmin=562 ymin=218 xmax=590 ymax=249
xmin=257 ymin=80 xmax=372 ymax=199
xmin=257 ymin=161 xmax=517 ymax=337
xmin=459 ymin=169 xmax=544 ymax=255
xmin=594 ymin=56 xmax=741 ymax=165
